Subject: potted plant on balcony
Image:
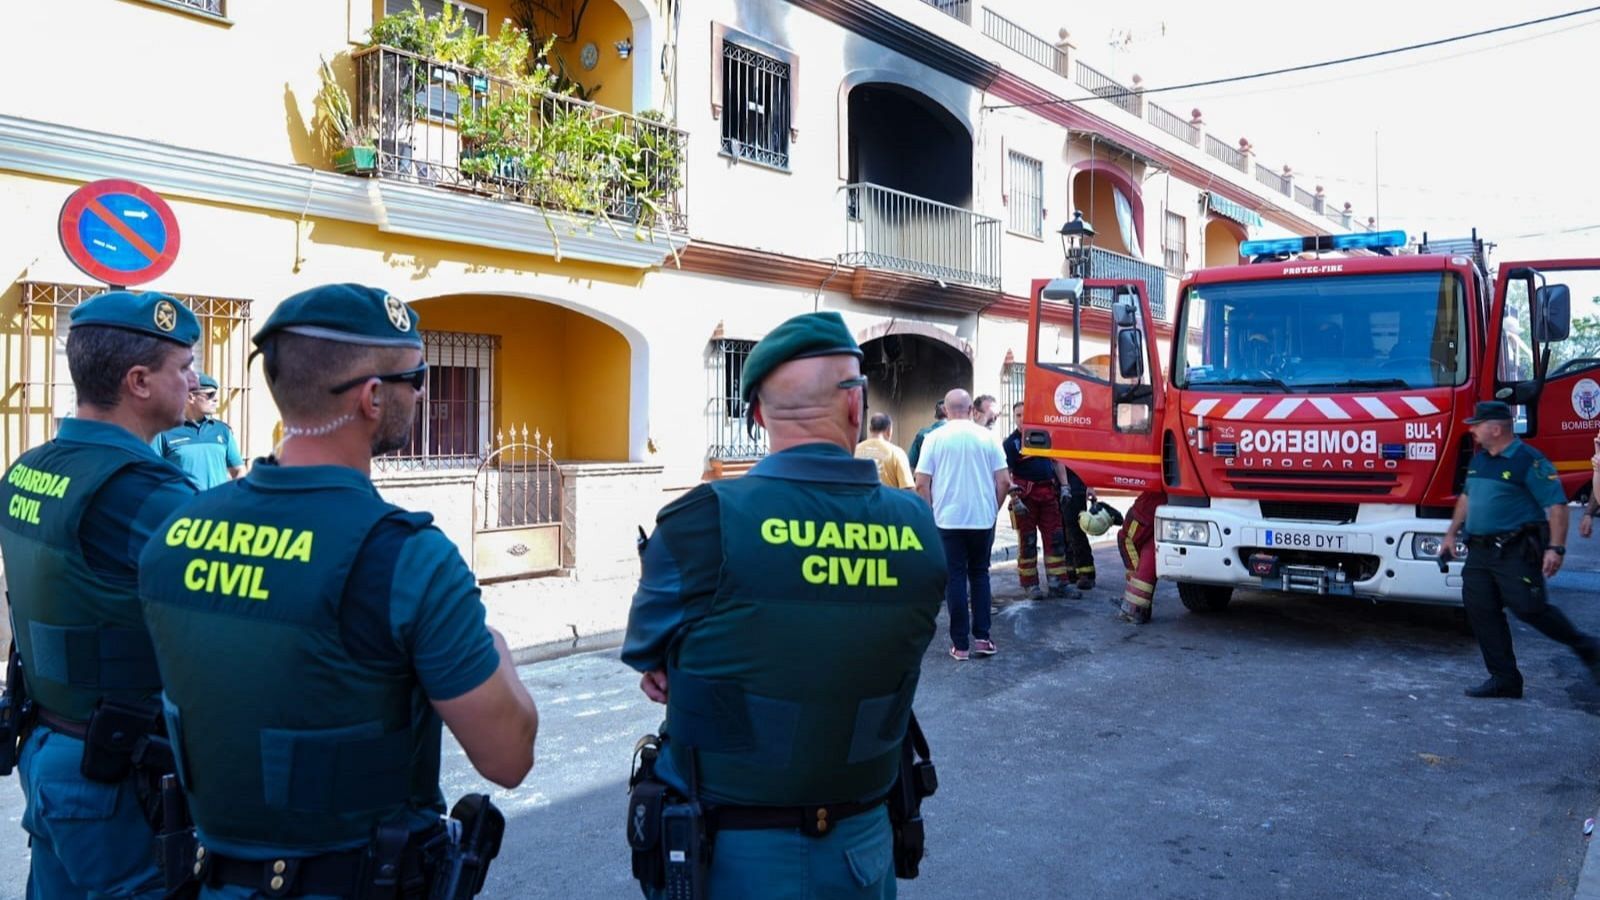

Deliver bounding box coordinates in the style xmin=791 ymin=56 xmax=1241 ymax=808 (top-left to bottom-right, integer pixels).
xmin=314 ymin=56 xmax=377 ymax=175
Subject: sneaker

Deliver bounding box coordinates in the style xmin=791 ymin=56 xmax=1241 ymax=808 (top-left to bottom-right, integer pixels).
xmin=972 ymin=639 xmax=998 ymax=657
xmin=949 ymin=646 xmax=970 ymax=661
xmin=1024 ymin=586 xmax=1045 ymax=601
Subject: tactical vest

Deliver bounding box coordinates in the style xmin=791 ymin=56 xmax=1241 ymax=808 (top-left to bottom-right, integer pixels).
xmin=0 ymin=441 xmax=167 ymax=722
xmin=139 ymin=475 xmax=442 ymax=853
xmin=665 ymin=473 xmax=944 ymax=806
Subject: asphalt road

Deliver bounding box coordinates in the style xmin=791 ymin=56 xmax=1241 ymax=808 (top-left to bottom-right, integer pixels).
xmin=3 ymin=538 xmax=1600 ymax=898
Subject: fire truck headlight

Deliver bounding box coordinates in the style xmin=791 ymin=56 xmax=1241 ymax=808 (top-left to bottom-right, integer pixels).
xmin=1158 ymin=518 xmax=1212 ymax=546
xmin=1411 ymin=533 xmax=1467 ymax=560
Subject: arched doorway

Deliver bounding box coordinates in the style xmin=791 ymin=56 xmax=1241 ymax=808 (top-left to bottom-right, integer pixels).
xmin=858 ymin=327 xmax=974 ymax=449
xmin=1070 ymin=164 xmax=1144 ymax=258
xmin=407 ymin=294 xmax=633 ymax=465
xmin=1204 ymin=217 xmax=1246 ymax=268
xmin=847 ymin=83 xmax=972 ymax=207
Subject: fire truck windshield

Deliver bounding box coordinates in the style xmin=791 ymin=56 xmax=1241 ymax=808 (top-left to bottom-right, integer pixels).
xmin=1174 ymin=271 xmax=1467 ymax=391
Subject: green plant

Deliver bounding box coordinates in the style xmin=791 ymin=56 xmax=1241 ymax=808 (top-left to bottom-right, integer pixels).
xmin=314 ymin=56 xmax=375 ymax=156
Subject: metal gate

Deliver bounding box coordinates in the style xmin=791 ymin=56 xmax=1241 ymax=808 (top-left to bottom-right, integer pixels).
xmin=471 ymin=426 xmax=563 ymax=582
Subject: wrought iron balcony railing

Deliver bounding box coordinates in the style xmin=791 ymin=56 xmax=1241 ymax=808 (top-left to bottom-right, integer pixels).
xmin=352 ymin=45 xmax=688 ymax=234
xmin=1068 ymin=245 xmax=1168 ymax=321
xmin=842 ymin=183 xmax=1001 ymax=291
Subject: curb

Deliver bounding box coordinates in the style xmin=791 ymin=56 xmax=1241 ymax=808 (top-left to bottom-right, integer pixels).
xmin=1576 ymin=810 xmax=1600 ymax=900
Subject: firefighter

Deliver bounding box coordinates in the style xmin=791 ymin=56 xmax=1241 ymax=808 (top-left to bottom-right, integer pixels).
xmin=1059 ymin=466 xmax=1099 ymax=591
xmin=1117 ymin=490 xmax=1168 ymax=624
xmin=1003 ymin=402 xmax=1074 ymax=599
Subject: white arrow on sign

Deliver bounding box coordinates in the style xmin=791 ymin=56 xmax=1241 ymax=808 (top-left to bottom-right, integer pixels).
xmin=122 ymin=209 xmax=149 ymax=220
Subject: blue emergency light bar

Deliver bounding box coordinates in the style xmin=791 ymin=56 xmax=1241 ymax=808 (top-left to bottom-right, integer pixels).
xmin=1240 ymin=230 xmax=1408 ymax=258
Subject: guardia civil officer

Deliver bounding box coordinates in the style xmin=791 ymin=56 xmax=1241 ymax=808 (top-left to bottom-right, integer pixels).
xmin=137 ymin=284 xmax=538 ymax=897
xmin=622 ymin=311 xmax=946 ymax=899
xmin=1442 ymin=401 xmax=1600 ymax=699
xmin=0 ymin=290 xmax=201 ymax=898
xmin=153 ymin=372 xmax=245 ymax=489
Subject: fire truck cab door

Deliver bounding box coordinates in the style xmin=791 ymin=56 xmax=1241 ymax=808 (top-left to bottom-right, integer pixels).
xmin=1488 ymin=259 xmax=1600 ymax=497
xmin=1023 ymin=277 xmax=1165 ymax=492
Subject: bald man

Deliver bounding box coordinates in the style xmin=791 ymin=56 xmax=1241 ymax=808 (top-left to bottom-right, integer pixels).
xmin=623 ymin=311 xmax=946 ymax=898
xmin=915 ymin=389 xmax=1011 ymax=660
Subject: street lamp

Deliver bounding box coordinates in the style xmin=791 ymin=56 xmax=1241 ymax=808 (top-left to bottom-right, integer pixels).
xmin=1058 ymin=211 xmax=1095 ymax=277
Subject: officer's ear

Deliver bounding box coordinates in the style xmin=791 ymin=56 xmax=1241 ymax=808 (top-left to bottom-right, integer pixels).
xmin=356 ymin=378 xmax=383 ymax=421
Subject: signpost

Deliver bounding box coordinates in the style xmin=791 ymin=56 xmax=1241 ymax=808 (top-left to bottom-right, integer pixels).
xmin=57 ymin=179 xmax=181 ymax=287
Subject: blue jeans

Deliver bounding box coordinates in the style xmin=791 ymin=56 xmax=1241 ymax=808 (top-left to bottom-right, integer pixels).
xmin=19 ymin=724 xmax=164 ymax=899
xmin=941 ymin=527 xmax=995 ymax=651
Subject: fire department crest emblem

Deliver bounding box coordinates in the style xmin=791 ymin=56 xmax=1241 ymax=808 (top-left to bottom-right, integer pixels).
xmin=1054 ymin=381 xmax=1083 ymax=417
xmin=1573 ymin=379 xmax=1600 ymax=421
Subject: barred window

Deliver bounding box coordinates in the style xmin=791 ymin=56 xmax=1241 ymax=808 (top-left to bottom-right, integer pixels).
xmin=7 ymin=283 xmax=252 ymax=471
xmin=708 ymin=339 xmax=768 ymax=459
xmin=720 ymin=42 xmax=792 ymax=169
xmin=1000 ymin=361 xmax=1027 ymax=432
xmin=378 ymin=330 xmax=498 ymax=471
xmin=1007 ymin=152 xmax=1044 ymax=238
xmin=1163 ymin=211 xmax=1187 ymax=274
xmin=144 ymin=0 xmax=226 ymax=17
xmin=383 ymin=0 xmax=487 ymax=34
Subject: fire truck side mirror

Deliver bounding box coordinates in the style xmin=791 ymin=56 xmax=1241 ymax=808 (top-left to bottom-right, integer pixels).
xmin=1112 ymin=296 xmax=1138 ymax=329
xmin=1535 ymin=284 xmax=1571 ymax=343
xmin=1041 ymin=278 xmax=1083 ymax=302
xmin=1117 ymin=329 xmax=1145 ymax=380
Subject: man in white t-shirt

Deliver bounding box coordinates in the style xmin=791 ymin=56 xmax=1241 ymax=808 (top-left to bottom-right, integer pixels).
xmin=915 ymin=389 xmax=1011 ymax=661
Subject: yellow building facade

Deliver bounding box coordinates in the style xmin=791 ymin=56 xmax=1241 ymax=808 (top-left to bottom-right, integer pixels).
xmin=0 ymin=0 xmax=1368 ymax=590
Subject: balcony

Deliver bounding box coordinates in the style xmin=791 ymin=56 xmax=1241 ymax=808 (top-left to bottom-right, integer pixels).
xmin=352 ymin=45 xmax=688 ymax=237
xmin=1069 ymin=245 xmax=1167 ymax=321
xmin=919 ymin=0 xmax=972 ymax=24
xmin=842 ymin=183 xmax=1001 ymax=291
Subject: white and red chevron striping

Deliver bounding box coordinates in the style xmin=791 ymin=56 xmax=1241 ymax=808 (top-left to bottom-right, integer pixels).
xmin=1185 ymin=394 xmax=1443 ymax=422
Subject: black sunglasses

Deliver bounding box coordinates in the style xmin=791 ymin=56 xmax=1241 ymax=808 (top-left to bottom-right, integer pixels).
xmin=328 ymin=363 xmax=428 ymax=395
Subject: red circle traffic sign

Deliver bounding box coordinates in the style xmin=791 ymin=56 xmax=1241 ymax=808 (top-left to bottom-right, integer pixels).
xmin=58 ymin=179 xmax=181 ymax=286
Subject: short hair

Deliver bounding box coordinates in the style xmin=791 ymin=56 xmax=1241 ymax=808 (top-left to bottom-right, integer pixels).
xmin=259 ymin=332 xmax=399 ymax=421
xmin=67 ymin=325 xmax=181 ymax=410
xmin=869 ymin=412 xmax=892 ymax=433
xmin=975 ymin=394 xmax=997 ymax=411
xmin=1013 ymin=400 xmax=1025 ymax=412
xmin=933 ymin=400 xmax=947 ymax=420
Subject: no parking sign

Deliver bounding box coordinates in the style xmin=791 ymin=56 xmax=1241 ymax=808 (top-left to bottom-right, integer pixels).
xmin=57 ymin=179 xmax=181 ymax=286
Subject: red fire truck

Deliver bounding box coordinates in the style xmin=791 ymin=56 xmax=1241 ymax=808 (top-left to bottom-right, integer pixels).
xmin=1023 ymin=231 xmax=1600 ymax=612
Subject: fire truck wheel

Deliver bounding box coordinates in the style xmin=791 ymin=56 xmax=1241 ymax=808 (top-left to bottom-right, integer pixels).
xmin=1178 ymin=582 xmax=1233 ymax=613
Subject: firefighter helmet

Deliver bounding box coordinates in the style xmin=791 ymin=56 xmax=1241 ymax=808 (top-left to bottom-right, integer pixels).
xmin=1079 ymin=504 xmax=1114 ymax=537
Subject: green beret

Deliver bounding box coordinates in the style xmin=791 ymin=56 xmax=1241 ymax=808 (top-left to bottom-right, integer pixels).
xmin=195 ymin=373 xmax=219 ymax=391
xmin=741 ymin=311 xmax=862 ymax=402
xmin=69 ymin=290 xmax=199 ymax=346
xmin=252 ymin=283 xmax=421 ymax=349
xmin=1465 ymin=400 xmax=1514 ymax=424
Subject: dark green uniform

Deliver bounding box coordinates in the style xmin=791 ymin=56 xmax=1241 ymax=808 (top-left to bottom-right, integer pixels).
xmin=0 ymin=419 xmax=197 ymax=899
xmin=1461 ymin=438 xmax=1598 ymax=687
xmin=623 ymin=443 xmax=945 ymax=899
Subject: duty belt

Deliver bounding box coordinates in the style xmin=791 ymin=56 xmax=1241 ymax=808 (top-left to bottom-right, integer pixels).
xmin=1466 ymin=525 xmax=1540 ymax=548
xmin=34 ymin=706 xmax=88 ymax=740
xmin=709 ymin=796 xmax=886 ymax=837
xmin=199 ymin=833 xmax=435 ymax=898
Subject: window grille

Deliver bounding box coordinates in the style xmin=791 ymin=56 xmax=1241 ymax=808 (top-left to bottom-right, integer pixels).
xmin=1007 ymin=151 xmax=1044 ymax=238
xmin=721 ymin=42 xmax=791 ymax=169
xmin=166 ymin=0 xmax=225 ymax=14
xmin=1000 ymin=362 xmax=1027 ymax=433
xmin=377 ymin=330 xmax=498 ymax=472
xmin=383 ymin=0 xmax=487 ymax=34
xmin=707 ymin=339 xmax=768 ymax=459
xmin=1163 ymin=211 xmax=1187 ymax=274
xmin=7 ymin=283 xmax=252 ymax=471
